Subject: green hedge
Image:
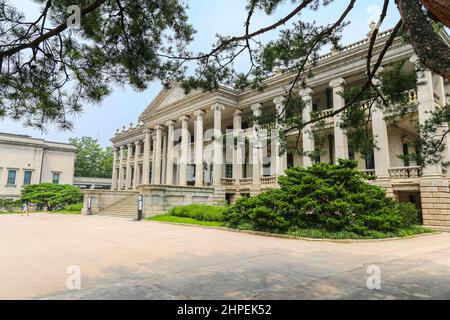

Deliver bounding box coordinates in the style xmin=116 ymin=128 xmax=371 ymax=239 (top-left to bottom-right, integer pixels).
xmin=63 ymin=203 xmax=83 ymax=212
xmin=169 ymin=204 xmax=227 ymax=222
xmin=224 ymin=160 xmax=420 ymax=236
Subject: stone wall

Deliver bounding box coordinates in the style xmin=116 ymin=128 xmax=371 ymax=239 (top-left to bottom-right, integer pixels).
xmin=420 ymin=176 xmax=450 ymax=227
xmin=138 ymin=184 xmax=220 ymax=218
xmin=81 ymin=190 xmax=137 ymax=215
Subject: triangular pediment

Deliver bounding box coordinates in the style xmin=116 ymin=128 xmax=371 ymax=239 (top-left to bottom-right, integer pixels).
xmin=139 ymin=83 xmax=199 ymax=119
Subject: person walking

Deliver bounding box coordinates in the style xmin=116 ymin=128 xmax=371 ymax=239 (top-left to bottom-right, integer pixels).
xmin=21 ymin=203 xmax=29 ymax=217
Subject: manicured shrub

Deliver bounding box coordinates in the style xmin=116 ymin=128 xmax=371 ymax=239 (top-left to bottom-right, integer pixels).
xmin=224 ymin=160 xmax=420 ymax=235
xmin=169 ymin=204 xmax=227 ymax=222
xmin=63 ymin=203 xmax=83 ymax=212
xmin=20 ymin=183 xmax=83 ymax=211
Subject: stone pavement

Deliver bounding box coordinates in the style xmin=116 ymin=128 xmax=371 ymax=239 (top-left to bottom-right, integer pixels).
xmin=0 ymin=214 xmax=449 ymax=299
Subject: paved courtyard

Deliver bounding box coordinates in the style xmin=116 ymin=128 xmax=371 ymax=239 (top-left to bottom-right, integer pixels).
xmin=1 ymin=214 xmax=450 ymax=300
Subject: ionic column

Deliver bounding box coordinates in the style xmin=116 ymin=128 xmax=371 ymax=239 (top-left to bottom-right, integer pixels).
xmin=411 ymin=55 xmax=443 ymax=176
xmin=251 ymin=103 xmax=262 ymax=185
xmin=133 ymin=141 xmax=140 ymax=189
xmin=194 ymin=110 xmax=206 ymax=186
xmin=153 ymin=125 xmax=163 ymax=184
xmin=151 ymin=134 xmax=156 ymax=183
xmin=371 ymin=69 xmax=391 ymax=178
xmin=142 ymin=129 xmax=151 ymax=185
xmin=212 ymin=103 xmax=225 ymax=185
xmin=162 ymin=131 xmax=168 ymax=184
xmin=118 ymin=145 xmax=125 ymax=190
xmin=299 ymin=88 xmax=315 ymax=167
xmin=179 ymin=115 xmax=190 ymax=186
xmin=165 ymin=120 xmax=176 ymax=185
xmin=329 ymin=78 xmax=348 ymax=161
xmin=125 ymin=143 xmax=133 ymax=189
xmin=233 ymin=109 xmax=243 ymax=183
xmin=272 ymin=96 xmax=287 ymax=176
xmin=112 ymin=147 xmax=118 ymax=190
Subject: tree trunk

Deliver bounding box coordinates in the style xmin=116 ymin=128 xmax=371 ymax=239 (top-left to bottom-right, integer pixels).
xmin=420 ymin=0 xmax=450 ymax=27
xmin=397 ymin=0 xmax=450 ymax=81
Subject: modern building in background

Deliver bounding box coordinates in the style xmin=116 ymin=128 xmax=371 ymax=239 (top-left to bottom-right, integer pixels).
xmin=83 ymin=29 xmax=450 ymax=227
xmin=0 ymin=133 xmax=76 ymax=199
xmin=73 ymin=177 xmax=112 ymax=190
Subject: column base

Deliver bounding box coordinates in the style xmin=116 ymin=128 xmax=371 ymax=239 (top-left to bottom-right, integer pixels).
xmin=420 ymin=175 xmax=450 ymax=227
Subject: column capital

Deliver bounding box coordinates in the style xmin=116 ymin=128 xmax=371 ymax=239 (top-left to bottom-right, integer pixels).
xmin=134 ymin=140 xmax=140 ymax=146
xmin=127 ymin=143 xmax=133 ymax=148
xmin=233 ymin=109 xmax=242 ymax=117
xmin=299 ymin=87 xmax=314 ymax=98
xmin=165 ymin=120 xmax=176 ymax=127
xmin=329 ymin=78 xmax=346 ymax=88
xmin=194 ymin=109 xmax=206 ymax=118
xmin=211 ymin=103 xmax=225 ymax=112
xmin=410 ymin=54 xmax=420 ymax=65
xmin=179 ymin=115 xmax=190 ymax=122
xmin=251 ymin=103 xmax=262 ymax=112
xmin=273 ymin=96 xmax=286 ymax=106
xmin=119 ymin=145 xmax=125 ymax=150
xmin=154 ymin=124 xmax=164 ymax=131
xmin=143 ymin=128 xmax=152 ymax=134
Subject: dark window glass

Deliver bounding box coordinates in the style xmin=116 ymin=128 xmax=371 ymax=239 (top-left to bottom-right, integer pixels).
xmin=348 ymin=145 xmax=355 ymax=160
xmin=7 ymin=170 xmax=16 ymax=185
xmin=52 ymin=173 xmax=60 ymax=184
xmin=403 ymin=143 xmax=410 ymax=167
xmin=325 ymin=88 xmax=333 ymax=109
xmin=23 ymin=170 xmax=32 ymax=185
xmin=365 ymin=151 xmax=375 ymax=170
xmin=287 ymin=153 xmax=294 ymax=168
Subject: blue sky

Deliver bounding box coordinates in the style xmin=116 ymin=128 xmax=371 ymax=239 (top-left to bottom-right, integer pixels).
xmin=2 ymin=0 xmax=399 ymax=146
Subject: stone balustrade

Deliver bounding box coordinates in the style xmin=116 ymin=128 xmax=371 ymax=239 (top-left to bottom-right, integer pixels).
xmin=239 ymin=178 xmax=253 ymax=185
xmin=388 ymin=166 xmax=422 ymax=179
xmin=260 ymin=176 xmax=277 ymax=185
xmin=221 ymin=177 xmax=236 ymax=185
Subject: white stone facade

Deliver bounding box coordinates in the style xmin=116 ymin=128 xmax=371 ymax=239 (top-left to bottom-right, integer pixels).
xmin=0 ymin=133 xmax=76 ymax=199
xmin=95 ymin=29 xmax=450 ymax=226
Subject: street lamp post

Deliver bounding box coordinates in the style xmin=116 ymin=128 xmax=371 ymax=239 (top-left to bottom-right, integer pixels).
xmin=137 ymin=194 xmax=143 ymax=221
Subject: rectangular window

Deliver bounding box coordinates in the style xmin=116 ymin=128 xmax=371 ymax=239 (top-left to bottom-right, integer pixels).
xmin=225 ymin=164 xmax=233 ymax=178
xmin=287 ymin=153 xmax=294 ymax=168
xmin=365 ymin=151 xmax=375 ymax=170
xmin=403 ymin=143 xmax=410 ymax=167
xmin=325 ymin=88 xmax=333 ymax=109
xmin=348 ymin=145 xmax=355 ymax=160
xmin=52 ymin=172 xmax=60 ymax=184
xmin=7 ymin=169 xmax=16 ymax=185
xmin=23 ymin=170 xmax=32 ymax=185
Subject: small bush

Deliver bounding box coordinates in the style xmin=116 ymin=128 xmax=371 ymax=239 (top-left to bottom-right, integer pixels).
xmin=63 ymin=203 xmax=83 ymax=212
xmin=169 ymin=204 xmax=227 ymax=222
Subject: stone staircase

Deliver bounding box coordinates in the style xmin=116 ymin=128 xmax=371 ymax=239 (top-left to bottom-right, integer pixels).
xmin=97 ymin=194 xmax=138 ymax=219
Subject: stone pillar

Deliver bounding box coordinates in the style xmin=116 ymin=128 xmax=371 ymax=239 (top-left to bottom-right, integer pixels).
xmin=165 ymin=120 xmax=176 ymax=185
xmin=179 ymin=115 xmax=190 ymax=186
xmin=233 ymin=109 xmax=243 ymax=183
xmin=151 ymin=134 xmax=156 ymax=183
xmin=194 ymin=110 xmax=205 ymax=186
xmin=153 ymin=125 xmax=163 ymax=185
xmin=133 ymin=141 xmax=140 ymax=189
xmin=125 ymin=143 xmax=133 ymax=189
xmin=370 ymin=68 xmax=393 ymax=197
xmin=411 ymin=54 xmax=450 ymax=227
xmin=118 ymin=145 xmax=125 ymax=190
xmin=161 ymin=131 xmax=168 ymax=184
xmin=272 ymin=96 xmax=287 ymax=176
xmin=212 ymin=103 xmax=225 ymax=185
xmin=142 ymin=129 xmax=151 ymax=185
xmin=112 ymin=147 xmax=118 ymax=190
xmin=329 ymin=78 xmax=348 ymax=161
xmin=299 ymin=88 xmax=315 ymax=167
xmin=251 ymin=103 xmax=263 ymax=185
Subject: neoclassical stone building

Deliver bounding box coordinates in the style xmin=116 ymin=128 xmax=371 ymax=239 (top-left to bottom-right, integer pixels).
xmin=83 ymin=29 xmax=450 ymax=227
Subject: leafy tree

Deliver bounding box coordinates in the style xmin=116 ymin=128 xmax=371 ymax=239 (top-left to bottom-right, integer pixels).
xmin=225 ymin=160 xmax=419 ymax=235
xmin=20 ymin=183 xmax=83 ymax=211
xmin=70 ymin=137 xmax=113 ymax=178
xmin=0 ymin=0 xmax=449 ymax=164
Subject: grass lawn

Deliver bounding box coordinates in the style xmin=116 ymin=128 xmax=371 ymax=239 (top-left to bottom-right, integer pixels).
xmin=146 ymin=214 xmax=434 ymax=240
xmin=147 ymin=214 xmax=224 ymax=227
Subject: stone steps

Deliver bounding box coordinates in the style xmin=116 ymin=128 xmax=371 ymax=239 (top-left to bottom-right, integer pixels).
xmin=97 ymin=194 xmax=138 ymax=218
